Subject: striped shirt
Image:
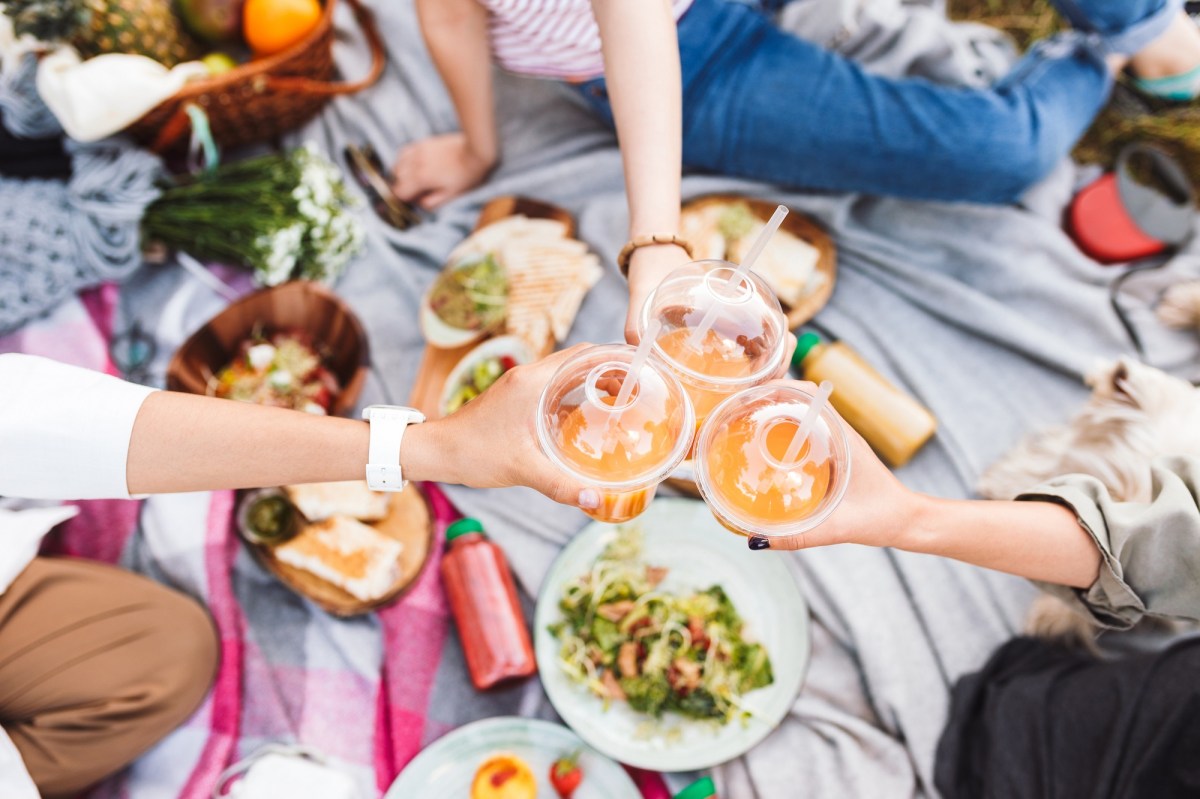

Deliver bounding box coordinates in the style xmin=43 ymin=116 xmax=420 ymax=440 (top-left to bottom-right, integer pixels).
xmin=480 ymin=0 xmax=695 ymax=81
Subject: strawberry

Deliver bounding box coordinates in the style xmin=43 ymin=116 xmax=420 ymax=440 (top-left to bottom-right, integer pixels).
xmin=550 ymin=750 xmax=583 ymax=798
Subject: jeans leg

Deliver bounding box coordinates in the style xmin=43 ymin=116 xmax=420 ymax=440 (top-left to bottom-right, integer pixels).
xmin=1051 ymin=0 xmax=1181 ymax=55
xmin=676 ymin=0 xmax=1111 ymax=203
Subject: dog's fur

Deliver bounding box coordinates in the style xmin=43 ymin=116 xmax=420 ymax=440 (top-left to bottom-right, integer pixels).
xmin=978 ymin=358 xmax=1200 ymax=643
xmin=1157 ymin=280 xmax=1200 ymax=333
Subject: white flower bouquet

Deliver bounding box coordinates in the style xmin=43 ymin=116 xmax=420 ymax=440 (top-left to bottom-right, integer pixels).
xmin=141 ymin=144 xmax=366 ymax=286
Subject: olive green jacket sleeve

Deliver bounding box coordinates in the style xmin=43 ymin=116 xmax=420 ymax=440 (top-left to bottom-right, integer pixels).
xmin=1016 ymin=455 xmax=1200 ymax=629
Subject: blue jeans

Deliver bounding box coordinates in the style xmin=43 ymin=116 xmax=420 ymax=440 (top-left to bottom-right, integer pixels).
xmin=575 ymin=0 xmax=1180 ymax=203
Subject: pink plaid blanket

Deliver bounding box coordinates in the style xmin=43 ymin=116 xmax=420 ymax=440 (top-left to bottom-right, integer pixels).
xmin=2 ymin=284 xmax=670 ymax=798
xmin=1 ymin=286 xmax=461 ymax=796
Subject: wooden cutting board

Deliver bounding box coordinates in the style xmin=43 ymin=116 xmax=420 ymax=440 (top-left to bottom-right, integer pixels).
xmin=244 ymin=482 xmax=434 ymax=617
xmin=408 ymin=195 xmax=576 ymax=418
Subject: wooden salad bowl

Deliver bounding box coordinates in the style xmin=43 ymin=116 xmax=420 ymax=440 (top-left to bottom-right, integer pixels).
xmin=166 ymin=280 xmax=370 ymax=417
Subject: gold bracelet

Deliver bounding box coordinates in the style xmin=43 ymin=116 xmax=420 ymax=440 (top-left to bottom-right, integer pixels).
xmin=617 ymin=234 xmax=694 ymax=278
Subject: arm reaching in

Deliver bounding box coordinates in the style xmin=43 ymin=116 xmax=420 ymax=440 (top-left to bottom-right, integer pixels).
xmin=0 ymin=349 xmax=596 ymax=509
xmin=392 ymin=0 xmax=497 ymax=209
xmin=590 ymin=0 xmax=693 ymax=342
xmin=759 ymin=381 xmax=1104 ymax=592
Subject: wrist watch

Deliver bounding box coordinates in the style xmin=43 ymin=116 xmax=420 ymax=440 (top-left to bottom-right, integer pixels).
xmin=361 ymin=405 xmax=426 ymax=492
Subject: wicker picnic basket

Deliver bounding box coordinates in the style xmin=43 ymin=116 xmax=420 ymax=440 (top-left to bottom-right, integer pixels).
xmin=125 ymin=0 xmax=385 ymax=153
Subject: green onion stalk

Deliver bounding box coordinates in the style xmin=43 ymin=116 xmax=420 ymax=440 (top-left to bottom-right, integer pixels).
xmin=141 ymin=144 xmax=366 ymax=286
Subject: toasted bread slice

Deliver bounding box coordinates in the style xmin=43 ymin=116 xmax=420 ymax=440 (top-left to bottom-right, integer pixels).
xmin=273 ymin=516 xmax=402 ymax=602
xmin=285 ymin=481 xmax=391 ymax=523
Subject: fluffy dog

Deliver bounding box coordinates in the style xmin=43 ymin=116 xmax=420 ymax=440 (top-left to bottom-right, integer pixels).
xmin=1157 ymin=279 xmax=1200 ymax=333
xmin=978 ymin=358 xmax=1200 ymax=642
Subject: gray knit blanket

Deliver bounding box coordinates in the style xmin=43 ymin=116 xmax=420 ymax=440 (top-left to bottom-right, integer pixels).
xmin=0 ymin=57 xmax=162 ymax=335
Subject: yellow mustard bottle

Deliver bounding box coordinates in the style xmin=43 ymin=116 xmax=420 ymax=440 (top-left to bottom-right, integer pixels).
xmin=792 ymin=332 xmax=936 ymax=467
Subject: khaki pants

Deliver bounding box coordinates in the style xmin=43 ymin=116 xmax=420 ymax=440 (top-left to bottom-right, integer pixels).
xmin=0 ymin=558 xmax=219 ymax=798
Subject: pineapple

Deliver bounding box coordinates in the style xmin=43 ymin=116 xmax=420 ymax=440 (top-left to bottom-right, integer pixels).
xmin=3 ymin=0 xmax=202 ymax=67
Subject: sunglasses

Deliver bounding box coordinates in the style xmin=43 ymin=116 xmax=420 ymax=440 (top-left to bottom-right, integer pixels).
xmin=344 ymin=144 xmax=425 ymax=231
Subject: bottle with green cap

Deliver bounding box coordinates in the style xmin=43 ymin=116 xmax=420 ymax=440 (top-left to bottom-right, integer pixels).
xmin=675 ymin=776 xmax=718 ymax=799
xmin=440 ymin=517 xmax=536 ymax=690
xmin=792 ymin=331 xmax=937 ymax=467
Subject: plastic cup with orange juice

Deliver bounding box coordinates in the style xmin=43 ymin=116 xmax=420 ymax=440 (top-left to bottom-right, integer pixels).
xmin=637 ymin=260 xmax=790 ymax=452
xmin=694 ymin=383 xmax=851 ymax=538
xmin=536 ymin=344 xmax=694 ymax=523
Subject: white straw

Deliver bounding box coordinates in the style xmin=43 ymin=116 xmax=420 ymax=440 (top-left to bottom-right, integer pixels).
xmin=686 ymin=204 xmax=789 ymax=350
xmin=601 ymin=320 xmax=661 ymax=453
xmin=728 ymin=204 xmax=788 ymax=289
xmin=781 ymin=381 xmax=834 ymax=466
xmin=614 ymin=319 xmax=660 ymax=410
xmin=176 ymin=251 xmax=241 ymax=302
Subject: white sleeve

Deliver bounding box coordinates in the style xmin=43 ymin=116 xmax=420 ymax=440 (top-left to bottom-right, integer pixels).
xmin=0 ymin=353 xmax=157 ymax=500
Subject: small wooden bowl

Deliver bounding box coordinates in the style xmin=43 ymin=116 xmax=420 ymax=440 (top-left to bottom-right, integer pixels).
xmin=681 ymin=195 xmax=837 ymax=329
xmin=166 ymin=280 xmax=370 ymax=417
xmin=244 ymin=482 xmax=435 ymax=617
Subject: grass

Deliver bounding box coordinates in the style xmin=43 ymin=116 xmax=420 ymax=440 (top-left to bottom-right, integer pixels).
xmin=948 ymin=0 xmax=1200 ymax=182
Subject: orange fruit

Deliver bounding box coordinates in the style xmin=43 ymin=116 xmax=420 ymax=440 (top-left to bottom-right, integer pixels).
xmin=243 ymin=0 xmax=322 ymax=56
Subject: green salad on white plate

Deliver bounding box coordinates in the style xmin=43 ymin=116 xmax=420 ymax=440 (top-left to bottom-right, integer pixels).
xmin=535 ymin=498 xmax=811 ymax=772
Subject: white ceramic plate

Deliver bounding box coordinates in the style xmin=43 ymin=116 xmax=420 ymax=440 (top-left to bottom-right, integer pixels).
xmin=439 ymin=335 xmax=535 ymax=417
xmin=384 ymin=717 xmax=638 ymax=798
xmin=535 ymin=498 xmax=810 ymax=772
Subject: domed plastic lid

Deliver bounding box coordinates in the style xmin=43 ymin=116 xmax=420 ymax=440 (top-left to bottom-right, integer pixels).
xmin=638 ymin=260 xmax=789 ymax=389
xmin=695 ymin=383 xmax=851 ymax=537
xmin=536 ymin=344 xmax=695 ymax=489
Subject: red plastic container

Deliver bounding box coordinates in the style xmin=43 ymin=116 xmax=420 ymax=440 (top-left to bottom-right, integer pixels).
xmin=440 ymin=518 xmax=536 ymax=690
xmin=1066 ymin=143 xmax=1194 ymax=265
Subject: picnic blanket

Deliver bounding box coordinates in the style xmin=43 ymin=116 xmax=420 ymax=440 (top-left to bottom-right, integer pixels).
xmin=8 ymin=0 xmax=1200 ymax=796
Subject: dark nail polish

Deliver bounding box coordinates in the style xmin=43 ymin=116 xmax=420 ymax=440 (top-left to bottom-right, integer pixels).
xmin=748 ymin=536 xmax=770 ymax=551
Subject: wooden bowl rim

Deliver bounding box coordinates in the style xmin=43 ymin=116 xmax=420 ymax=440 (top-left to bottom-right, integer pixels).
xmin=165 ymin=280 xmax=371 ymax=408
xmin=166 ymin=0 xmax=338 ymax=98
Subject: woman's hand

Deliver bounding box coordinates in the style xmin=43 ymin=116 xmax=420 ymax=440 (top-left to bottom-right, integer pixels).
xmin=625 ymin=243 xmax=692 ymax=344
xmin=747 ymin=380 xmax=923 ymax=551
xmin=392 ymin=133 xmax=494 ymax=210
xmin=405 ymin=345 xmax=600 ymax=509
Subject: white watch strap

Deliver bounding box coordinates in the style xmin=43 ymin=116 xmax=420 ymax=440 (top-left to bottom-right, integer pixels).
xmin=362 ymin=406 xmax=423 ymax=492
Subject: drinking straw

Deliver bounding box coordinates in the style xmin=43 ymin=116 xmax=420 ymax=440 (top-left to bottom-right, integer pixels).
xmin=781 ymin=380 xmax=834 ymax=466
xmin=615 ymin=319 xmax=661 ymax=410
xmin=176 ymin=251 xmax=241 ymax=302
xmin=602 ymin=320 xmax=661 ymax=453
xmin=685 ymin=204 xmax=789 ymax=350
